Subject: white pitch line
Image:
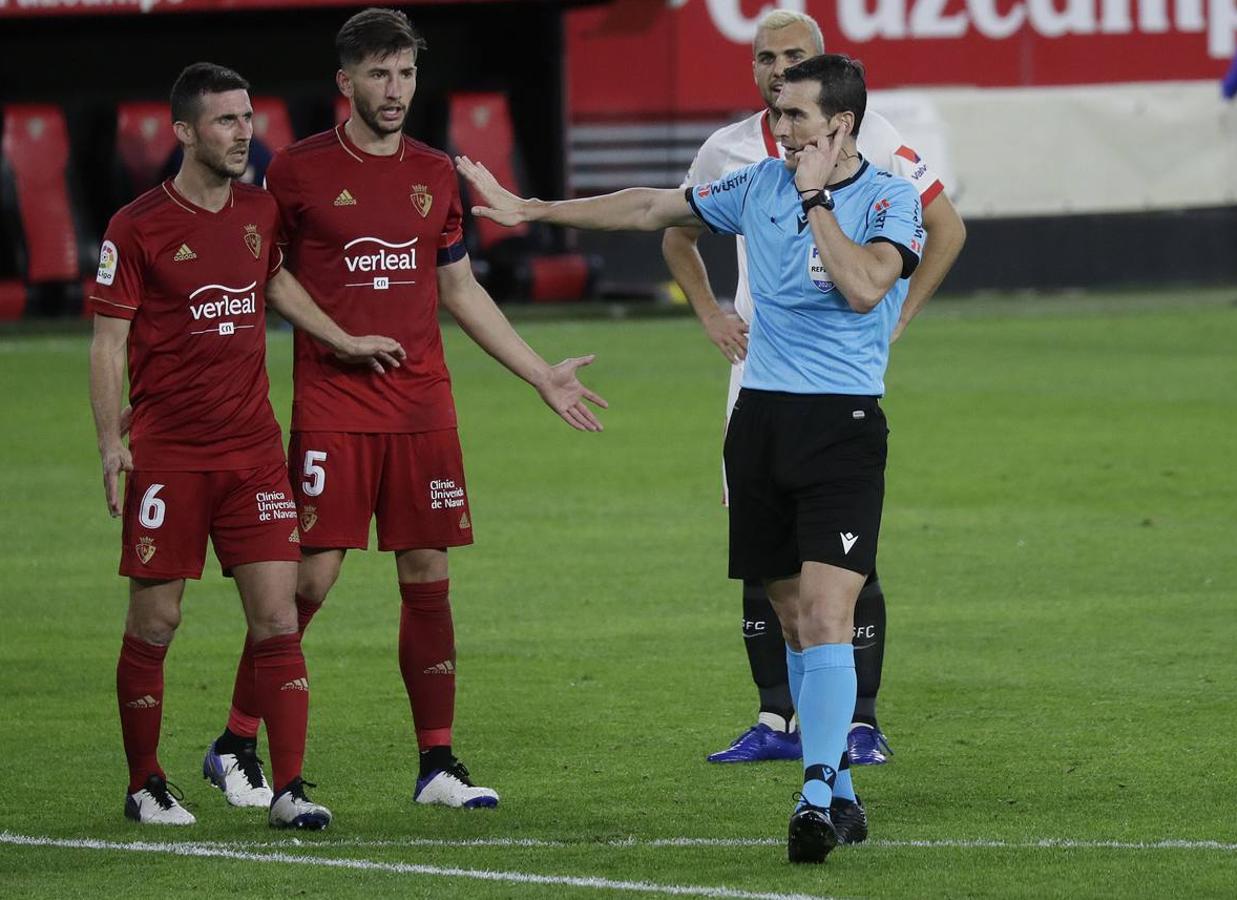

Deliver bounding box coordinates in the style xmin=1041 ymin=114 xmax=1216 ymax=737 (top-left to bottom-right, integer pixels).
xmin=870 ymin=838 xmax=1237 ymax=852
xmin=184 ymin=835 xmax=1237 ymax=853
xmin=0 ymin=833 xmax=837 ymax=900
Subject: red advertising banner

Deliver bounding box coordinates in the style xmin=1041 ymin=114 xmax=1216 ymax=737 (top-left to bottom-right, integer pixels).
xmin=566 ymin=0 xmax=1235 ymax=117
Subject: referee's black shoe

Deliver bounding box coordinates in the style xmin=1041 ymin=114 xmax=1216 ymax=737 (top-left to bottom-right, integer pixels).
xmin=830 ymin=794 xmax=868 ymax=845
xmin=787 ymin=799 xmax=839 ymax=863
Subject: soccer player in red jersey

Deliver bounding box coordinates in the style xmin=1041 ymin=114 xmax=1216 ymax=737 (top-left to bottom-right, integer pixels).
xmin=204 ymin=8 xmax=607 ymax=810
xmin=90 ymin=62 xmax=404 ymax=827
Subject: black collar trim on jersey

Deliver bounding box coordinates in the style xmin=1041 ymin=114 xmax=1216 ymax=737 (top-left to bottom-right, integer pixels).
xmin=828 ymin=157 xmax=868 ymax=193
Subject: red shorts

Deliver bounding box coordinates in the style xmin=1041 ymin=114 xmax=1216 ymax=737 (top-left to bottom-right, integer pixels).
xmin=120 ymin=464 xmax=303 ymax=580
xmin=288 ymin=430 xmax=474 ymax=552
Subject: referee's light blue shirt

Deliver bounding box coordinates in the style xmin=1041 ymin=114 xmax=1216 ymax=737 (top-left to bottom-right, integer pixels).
xmin=688 ymin=157 xmax=923 ymax=396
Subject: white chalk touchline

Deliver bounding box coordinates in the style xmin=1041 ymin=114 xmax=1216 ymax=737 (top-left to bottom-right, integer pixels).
xmin=151 ymin=835 xmax=1237 ymax=852
xmin=0 ymin=832 xmax=837 ymax=900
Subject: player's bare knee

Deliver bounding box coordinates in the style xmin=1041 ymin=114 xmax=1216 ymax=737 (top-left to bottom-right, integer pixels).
xmin=297 ymin=549 xmax=343 ymax=604
xmin=295 ymin=575 xmax=333 ymax=607
xmin=125 ymin=609 xmax=179 ymax=645
xmin=395 ymin=547 xmax=448 ymax=583
xmin=246 ymin=606 xmax=299 ymax=642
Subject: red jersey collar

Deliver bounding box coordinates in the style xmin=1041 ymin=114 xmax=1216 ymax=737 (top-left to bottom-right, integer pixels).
xmin=760 ymin=110 xmax=780 ymax=159
xmin=335 ymin=121 xmax=407 ymax=163
xmin=162 ymin=179 xmax=234 ymax=216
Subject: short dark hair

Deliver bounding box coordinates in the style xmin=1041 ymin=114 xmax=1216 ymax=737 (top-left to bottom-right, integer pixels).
xmin=336 ymin=7 xmax=426 ymax=68
xmin=782 ymin=54 xmax=867 ymax=137
xmin=170 ymin=62 xmax=249 ymax=125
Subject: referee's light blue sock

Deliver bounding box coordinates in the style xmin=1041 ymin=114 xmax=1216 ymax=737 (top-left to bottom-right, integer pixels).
xmin=833 ymin=761 xmax=856 ymax=803
xmin=796 ymin=642 xmax=856 ymax=809
xmin=785 ymin=646 xmax=805 ymax=713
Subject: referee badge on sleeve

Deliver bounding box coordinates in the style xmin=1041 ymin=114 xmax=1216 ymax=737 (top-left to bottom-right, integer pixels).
xmin=808 ymin=245 xmax=833 ymax=293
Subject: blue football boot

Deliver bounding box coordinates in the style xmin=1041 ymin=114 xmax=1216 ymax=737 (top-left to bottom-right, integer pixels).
xmin=707 ymin=722 xmax=802 ymax=763
xmin=847 ymin=723 xmax=893 ymax=766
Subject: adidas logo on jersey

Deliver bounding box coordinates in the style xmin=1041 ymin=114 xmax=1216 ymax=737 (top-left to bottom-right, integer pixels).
xmin=422 ymin=660 xmax=455 ymax=676
xmin=333 ymin=189 xmax=357 ymax=207
xmin=125 ymin=694 xmax=160 ymax=709
xmin=173 ymin=243 xmax=197 ymax=261
xmin=280 ymin=678 xmax=310 ymax=692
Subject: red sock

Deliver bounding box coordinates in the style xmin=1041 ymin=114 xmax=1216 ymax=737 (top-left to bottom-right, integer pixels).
xmin=296 ymin=592 xmax=322 ymax=634
xmin=226 ymin=637 xmax=260 ymax=739
xmin=227 ymin=594 xmax=321 ymax=737
xmin=117 ymin=634 xmax=168 ymax=793
xmin=399 ymin=580 xmax=455 ymax=750
xmin=251 ymin=632 xmax=309 ymax=793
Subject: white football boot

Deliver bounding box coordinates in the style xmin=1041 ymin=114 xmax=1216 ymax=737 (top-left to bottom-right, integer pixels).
xmin=202 ymin=740 xmax=274 ymax=807
xmin=414 ymin=760 xmax=499 ymax=809
xmin=269 ymin=778 xmax=332 ymax=830
xmin=124 ymin=775 xmax=196 ymax=825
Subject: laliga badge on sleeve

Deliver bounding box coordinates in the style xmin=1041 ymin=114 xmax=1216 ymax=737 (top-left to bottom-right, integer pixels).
xmin=808 ymin=245 xmax=834 ymax=293
xmin=97 ymin=240 xmax=119 ymax=286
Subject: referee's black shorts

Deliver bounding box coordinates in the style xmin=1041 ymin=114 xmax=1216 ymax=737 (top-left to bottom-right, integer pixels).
xmin=723 ymin=388 xmax=888 ymax=581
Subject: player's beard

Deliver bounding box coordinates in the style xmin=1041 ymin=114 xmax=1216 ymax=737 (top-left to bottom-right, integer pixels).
xmin=201 ymin=142 xmax=250 ymax=181
xmin=761 ymin=79 xmax=782 ymax=113
xmin=354 ymin=93 xmax=406 ymax=137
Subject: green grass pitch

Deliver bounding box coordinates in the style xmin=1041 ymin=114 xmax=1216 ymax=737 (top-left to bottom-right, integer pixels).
xmin=1 ymin=289 xmax=1236 ymax=898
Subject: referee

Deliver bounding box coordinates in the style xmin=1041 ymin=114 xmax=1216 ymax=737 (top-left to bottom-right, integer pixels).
xmin=457 ymin=54 xmax=924 ymax=864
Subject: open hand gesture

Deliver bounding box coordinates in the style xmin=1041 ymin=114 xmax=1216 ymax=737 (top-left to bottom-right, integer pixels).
xmin=536 ymin=355 xmax=608 ymax=432
xmin=455 ymin=155 xmax=532 ymax=227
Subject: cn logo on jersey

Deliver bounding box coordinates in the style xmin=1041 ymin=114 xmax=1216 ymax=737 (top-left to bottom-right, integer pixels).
xmin=187 ymin=281 xmax=257 ymax=337
xmin=343 ymin=236 xmax=418 ymax=291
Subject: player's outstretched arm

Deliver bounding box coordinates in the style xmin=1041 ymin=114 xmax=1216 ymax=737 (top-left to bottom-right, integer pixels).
xmin=892 ymin=193 xmax=966 ymax=342
xmin=266 ymin=268 xmax=406 ymax=373
xmin=662 ymin=224 xmax=749 ymax=363
xmin=89 ymin=314 xmax=133 ymax=518
xmin=455 ymin=156 xmax=698 ymax=232
xmin=437 ymin=256 xmax=607 ymax=433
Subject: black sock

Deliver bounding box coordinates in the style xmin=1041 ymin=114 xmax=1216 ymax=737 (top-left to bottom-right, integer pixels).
xmin=419 ymin=744 xmax=455 ymax=779
xmin=215 ymin=727 xmax=257 ymax=756
xmin=742 ymin=579 xmax=794 ymax=724
xmin=852 ymin=572 xmax=886 ymax=728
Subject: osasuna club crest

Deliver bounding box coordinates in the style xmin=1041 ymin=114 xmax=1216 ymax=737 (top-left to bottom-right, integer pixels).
xmin=243 ymin=224 xmax=261 ymax=259
xmin=410 ymin=184 xmax=432 ymax=218
xmin=299 ymin=505 xmax=318 ymax=533
xmin=136 ymin=536 xmax=157 ymax=564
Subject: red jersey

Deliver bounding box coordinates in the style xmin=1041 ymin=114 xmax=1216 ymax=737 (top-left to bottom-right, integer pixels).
xmin=90 ymin=180 xmax=286 ymax=471
xmin=265 ymin=125 xmax=466 ymax=434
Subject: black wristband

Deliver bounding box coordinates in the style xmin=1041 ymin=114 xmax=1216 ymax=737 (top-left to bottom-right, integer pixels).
xmin=801 ymin=188 xmax=834 ymax=214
